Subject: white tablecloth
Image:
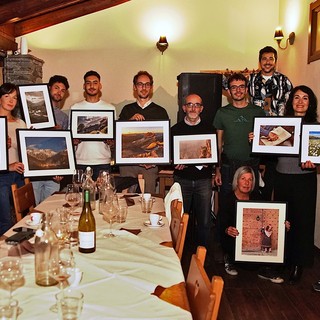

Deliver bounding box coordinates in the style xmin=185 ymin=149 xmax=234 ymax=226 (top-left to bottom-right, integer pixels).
xmin=2 ymin=194 xmax=192 ymax=320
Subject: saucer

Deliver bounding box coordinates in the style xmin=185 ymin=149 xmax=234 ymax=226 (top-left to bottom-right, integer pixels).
xmin=143 ymin=220 xmax=165 ymax=228
xmin=25 ymin=219 xmax=40 ymax=227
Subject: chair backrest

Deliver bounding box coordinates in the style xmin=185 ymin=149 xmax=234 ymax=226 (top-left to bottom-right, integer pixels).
xmin=11 ymin=178 xmax=36 ymax=222
xmin=186 ymin=246 xmax=224 ymax=320
xmin=170 ymin=199 xmax=188 ymax=259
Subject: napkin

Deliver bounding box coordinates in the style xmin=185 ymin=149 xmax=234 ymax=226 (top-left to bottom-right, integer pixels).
xmin=119 ymin=228 xmax=141 ymax=235
xmin=152 ymin=282 xmax=190 ymax=311
xmin=160 ymin=241 xmax=173 ymax=248
xmin=125 ymin=198 xmax=135 ymax=206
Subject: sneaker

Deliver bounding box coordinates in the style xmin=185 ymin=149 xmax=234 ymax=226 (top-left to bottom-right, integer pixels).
xmin=313 ymin=280 xmax=320 ymax=292
xmin=258 ymin=268 xmax=284 ymax=284
xmin=225 ymin=263 xmax=238 ymax=276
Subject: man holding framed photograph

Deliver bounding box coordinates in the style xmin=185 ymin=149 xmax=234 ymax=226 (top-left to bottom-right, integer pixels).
xmin=70 ymin=70 xmax=116 ymax=181
xmin=118 ymin=71 xmax=169 ymax=193
xmin=171 ymin=93 xmax=214 ymax=247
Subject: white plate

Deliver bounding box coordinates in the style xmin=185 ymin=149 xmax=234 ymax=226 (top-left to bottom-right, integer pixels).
xmin=25 ymin=219 xmax=40 ymax=227
xmin=143 ymin=220 xmax=165 ymax=228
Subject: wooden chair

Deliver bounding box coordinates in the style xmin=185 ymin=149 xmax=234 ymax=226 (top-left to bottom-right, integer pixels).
xmin=186 ymin=246 xmax=224 ymax=320
xmin=170 ymin=199 xmax=189 ymax=260
xmin=11 ymin=178 xmax=36 ymax=222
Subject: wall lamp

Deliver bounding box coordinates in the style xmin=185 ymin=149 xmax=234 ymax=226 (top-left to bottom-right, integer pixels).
xmin=156 ymin=36 xmax=168 ymax=55
xmin=274 ymin=28 xmax=295 ymax=50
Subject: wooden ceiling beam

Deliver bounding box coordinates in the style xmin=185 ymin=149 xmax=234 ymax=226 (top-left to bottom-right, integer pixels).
xmin=13 ymin=0 xmax=130 ymax=36
xmin=0 ymin=0 xmax=86 ymax=25
xmin=0 ymin=25 xmax=18 ymax=51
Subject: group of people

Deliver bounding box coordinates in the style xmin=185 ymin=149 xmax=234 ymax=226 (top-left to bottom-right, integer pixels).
xmin=0 ymin=45 xmax=319 ymax=291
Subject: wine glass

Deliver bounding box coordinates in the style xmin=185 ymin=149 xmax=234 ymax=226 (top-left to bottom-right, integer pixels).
xmin=0 ymin=257 xmax=24 ymax=298
xmin=72 ymin=169 xmax=84 ymax=191
xmin=65 ymin=184 xmax=81 ymax=215
xmin=49 ymin=249 xmax=75 ymax=313
xmin=53 ymin=209 xmax=71 ymax=248
xmin=101 ymin=195 xmax=118 ymax=238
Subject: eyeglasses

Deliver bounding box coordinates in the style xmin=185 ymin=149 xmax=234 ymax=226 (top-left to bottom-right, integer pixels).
xmin=229 ymin=85 xmax=246 ymax=91
xmin=184 ymin=102 xmax=202 ymax=108
xmin=135 ymin=82 xmax=152 ymax=88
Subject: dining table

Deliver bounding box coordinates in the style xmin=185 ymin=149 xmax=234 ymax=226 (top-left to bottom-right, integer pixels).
xmin=2 ymin=193 xmax=192 ymax=319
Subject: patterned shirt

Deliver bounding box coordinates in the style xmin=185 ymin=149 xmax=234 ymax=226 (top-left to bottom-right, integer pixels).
xmin=248 ymin=71 xmax=292 ymax=116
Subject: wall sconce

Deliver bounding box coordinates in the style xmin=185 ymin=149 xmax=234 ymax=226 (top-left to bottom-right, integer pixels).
xmin=156 ymin=36 xmax=168 ymax=55
xmin=274 ymin=28 xmax=295 ymax=50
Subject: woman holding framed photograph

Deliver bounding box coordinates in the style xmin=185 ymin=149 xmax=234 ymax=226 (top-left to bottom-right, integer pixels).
xmin=274 ymin=85 xmax=318 ymax=285
xmin=0 ymin=83 xmax=26 ymax=235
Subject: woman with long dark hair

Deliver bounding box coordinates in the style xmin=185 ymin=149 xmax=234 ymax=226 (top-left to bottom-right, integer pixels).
xmin=274 ymin=85 xmax=318 ymax=284
xmin=0 ymin=83 xmax=26 ymax=234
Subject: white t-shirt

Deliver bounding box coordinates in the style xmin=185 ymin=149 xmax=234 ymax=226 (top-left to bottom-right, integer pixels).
xmin=70 ymin=100 xmax=116 ymax=165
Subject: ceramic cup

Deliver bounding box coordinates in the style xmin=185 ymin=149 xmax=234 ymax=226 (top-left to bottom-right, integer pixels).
xmin=149 ymin=213 xmax=160 ymax=226
xmin=30 ymin=212 xmax=42 ymax=225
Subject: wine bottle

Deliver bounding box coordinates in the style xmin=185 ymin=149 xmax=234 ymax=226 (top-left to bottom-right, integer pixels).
xmin=78 ymin=189 xmax=96 ymax=253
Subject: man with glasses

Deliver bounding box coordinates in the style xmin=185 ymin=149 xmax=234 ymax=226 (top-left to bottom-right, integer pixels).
xmin=119 ymin=71 xmax=169 ymax=193
xmin=214 ymin=73 xmax=264 ymax=197
xmin=171 ymin=93 xmax=214 ymax=247
xmin=248 ymin=46 xmax=292 ymax=200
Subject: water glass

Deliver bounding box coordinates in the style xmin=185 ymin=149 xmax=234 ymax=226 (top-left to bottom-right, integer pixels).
xmin=116 ymin=206 xmax=128 ymax=223
xmin=56 ymin=288 xmax=83 ymax=320
xmin=141 ymin=198 xmax=154 ymax=213
xmin=0 ymin=298 xmax=18 ymax=320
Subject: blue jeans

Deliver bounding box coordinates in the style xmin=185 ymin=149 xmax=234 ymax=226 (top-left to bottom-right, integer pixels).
xmin=174 ymin=176 xmax=212 ymax=246
xmin=32 ymin=180 xmax=60 ymax=205
xmin=0 ymin=172 xmax=24 ymax=235
xmin=77 ymin=164 xmax=111 ymax=182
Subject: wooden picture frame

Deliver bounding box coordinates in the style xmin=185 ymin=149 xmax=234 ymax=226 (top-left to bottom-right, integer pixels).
xmin=0 ymin=116 xmax=8 ymax=171
xmin=18 ymin=84 xmax=56 ymax=129
xmin=17 ymin=129 xmax=76 ymax=177
xmin=235 ymin=201 xmax=287 ymax=263
xmin=252 ymin=117 xmax=302 ymax=155
xmin=308 ymin=0 xmax=320 ymax=63
xmin=173 ymin=134 xmax=218 ymax=165
xmin=70 ymin=110 xmax=115 ymax=140
xmin=115 ymin=120 xmax=170 ymax=165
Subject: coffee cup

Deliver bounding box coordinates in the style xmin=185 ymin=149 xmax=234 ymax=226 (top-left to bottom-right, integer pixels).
xmin=149 ymin=213 xmax=160 ymax=226
xmin=30 ymin=212 xmax=42 ymax=225
xmin=142 ymin=193 xmax=151 ymax=201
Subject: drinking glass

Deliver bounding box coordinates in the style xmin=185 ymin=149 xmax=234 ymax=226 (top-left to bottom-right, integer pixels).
xmin=101 ymin=195 xmax=118 ymax=238
xmin=72 ymin=169 xmax=83 ymax=191
xmin=0 ymin=258 xmax=24 ymax=299
xmin=65 ymin=184 xmax=81 ymax=215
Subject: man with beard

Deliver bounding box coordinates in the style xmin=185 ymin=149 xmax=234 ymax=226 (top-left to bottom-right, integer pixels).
xmin=70 ymin=70 xmax=116 ymax=180
xmin=214 ymin=73 xmax=264 ymax=199
xmin=32 ymin=75 xmax=70 ymax=204
xmin=248 ymin=46 xmax=292 ymax=200
xmin=119 ymin=71 xmax=169 ymax=193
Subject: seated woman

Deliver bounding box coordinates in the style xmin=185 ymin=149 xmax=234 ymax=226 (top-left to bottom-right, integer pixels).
xmin=219 ymin=166 xmax=286 ymax=284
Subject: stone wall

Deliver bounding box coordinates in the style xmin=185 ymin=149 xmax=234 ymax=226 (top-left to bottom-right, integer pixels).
xmin=4 ymin=54 xmax=44 ymax=84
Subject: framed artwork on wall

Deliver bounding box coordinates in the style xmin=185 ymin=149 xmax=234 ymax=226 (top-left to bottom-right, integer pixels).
xmin=308 ymin=0 xmax=320 ymax=63
xmin=0 ymin=116 xmax=8 ymax=171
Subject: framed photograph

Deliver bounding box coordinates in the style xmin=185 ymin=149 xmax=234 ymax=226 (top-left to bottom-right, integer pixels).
xmin=300 ymin=124 xmax=320 ymax=164
xmin=308 ymin=0 xmax=320 ymax=63
xmin=173 ymin=134 xmax=218 ymax=165
xmin=18 ymin=84 xmax=56 ymax=129
xmin=115 ymin=120 xmax=170 ymax=165
xmin=70 ymin=110 xmax=115 ymax=140
xmin=252 ymin=117 xmax=302 ymax=155
xmin=235 ymin=201 xmax=287 ymax=263
xmin=0 ymin=116 xmax=8 ymax=171
xmin=17 ymin=129 xmax=76 ymax=177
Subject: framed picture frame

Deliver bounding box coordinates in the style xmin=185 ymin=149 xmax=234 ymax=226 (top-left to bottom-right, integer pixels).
xmin=300 ymin=124 xmax=320 ymax=164
xmin=70 ymin=110 xmax=115 ymax=140
xmin=173 ymin=134 xmax=218 ymax=165
xmin=308 ymin=0 xmax=320 ymax=63
xmin=115 ymin=120 xmax=170 ymax=165
xmin=235 ymin=201 xmax=287 ymax=263
xmin=252 ymin=116 xmax=302 ymax=155
xmin=18 ymin=84 xmax=56 ymax=129
xmin=16 ymin=129 xmax=76 ymax=177
xmin=0 ymin=116 xmax=8 ymax=171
